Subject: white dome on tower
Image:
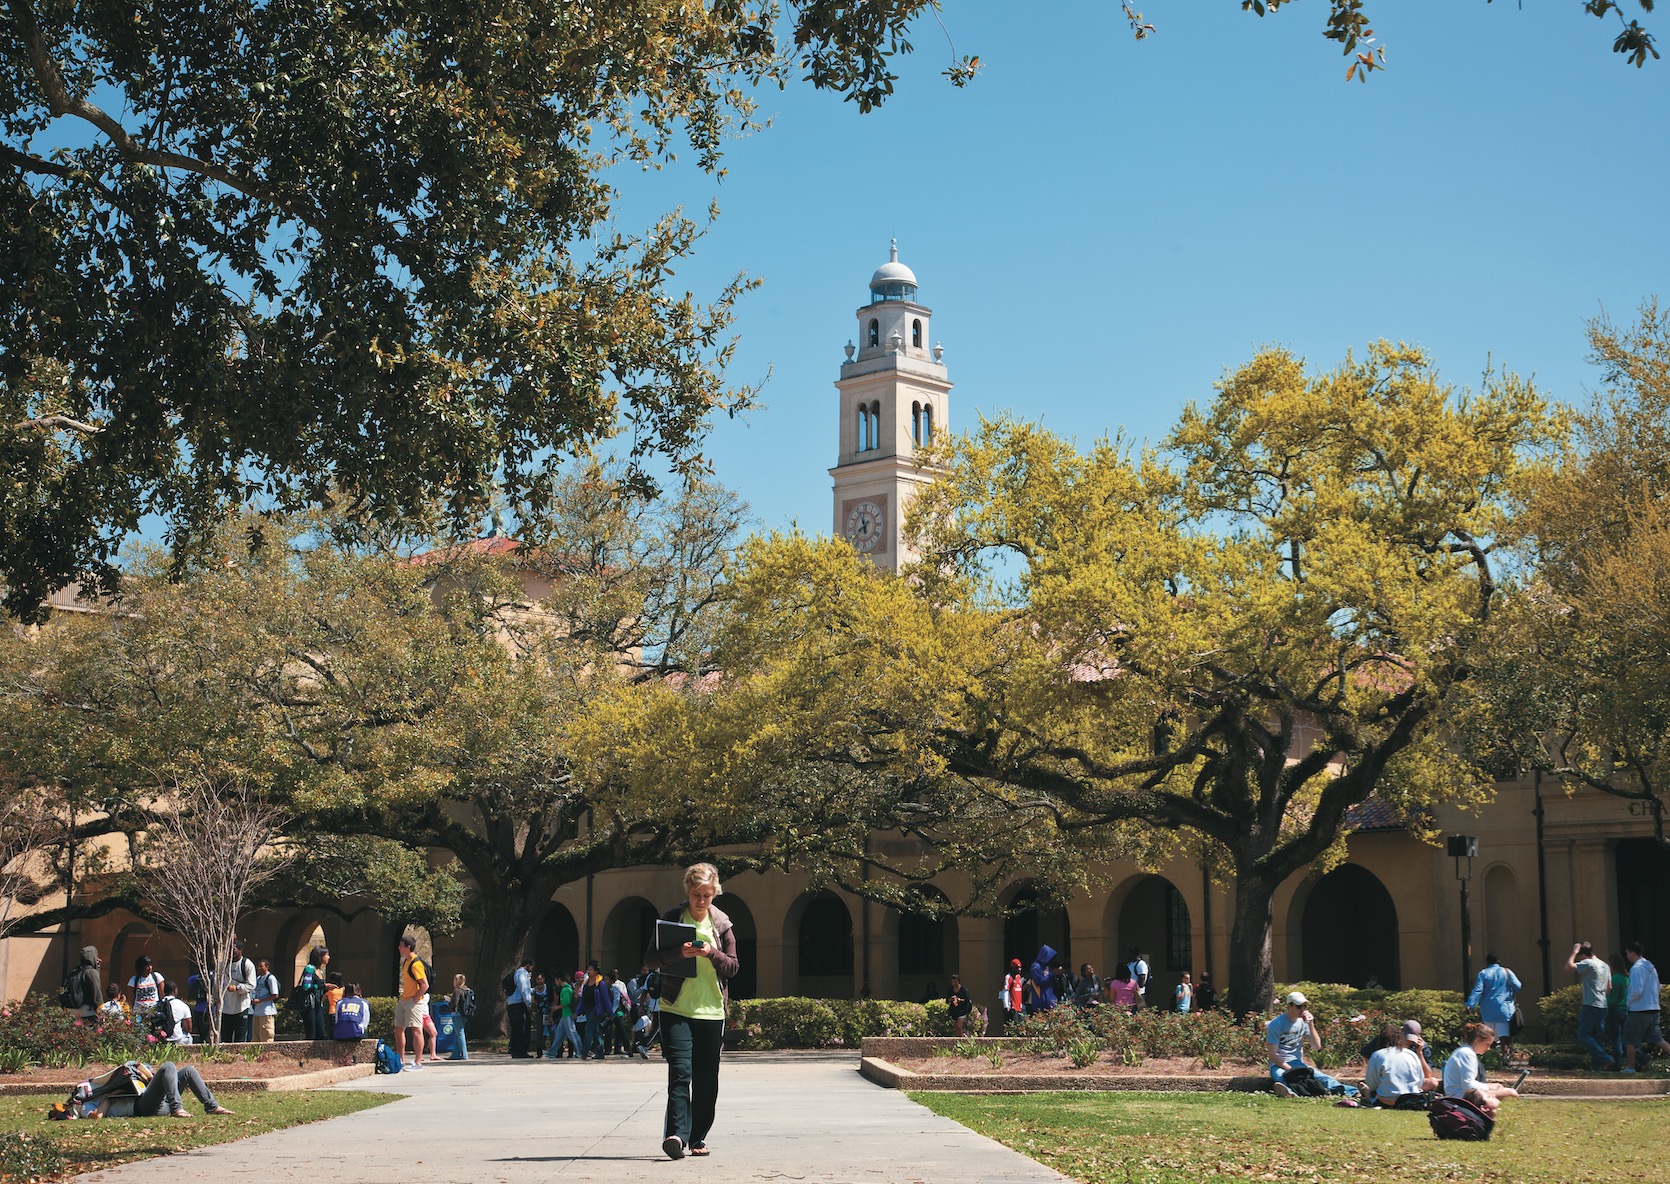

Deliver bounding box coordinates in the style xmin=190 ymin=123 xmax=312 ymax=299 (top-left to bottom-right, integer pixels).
xmin=868 ymin=239 xmax=918 ymax=302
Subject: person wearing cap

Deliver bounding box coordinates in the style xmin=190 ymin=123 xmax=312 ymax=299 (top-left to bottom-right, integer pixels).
xmin=1266 ymin=991 xmax=1357 ymax=1098
xmin=1363 ymin=1020 xmax=1439 ymax=1107
xmin=1000 ymin=959 xmax=1026 ymax=1030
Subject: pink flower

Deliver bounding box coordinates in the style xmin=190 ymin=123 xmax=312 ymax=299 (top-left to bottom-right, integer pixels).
xmin=73 ymin=1019 xmax=83 ymax=1027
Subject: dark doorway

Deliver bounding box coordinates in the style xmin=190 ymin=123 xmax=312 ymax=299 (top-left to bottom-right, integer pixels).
xmin=798 ymin=894 xmax=854 ymax=976
xmin=1003 ymin=884 xmax=1070 ymax=969
xmin=1617 ymin=838 xmax=1670 ymax=965
xmin=536 ymin=904 xmax=580 ymax=981
xmin=1300 ymin=864 xmax=1401 ymax=988
xmin=720 ymin=894 xmax=759 ymax=1000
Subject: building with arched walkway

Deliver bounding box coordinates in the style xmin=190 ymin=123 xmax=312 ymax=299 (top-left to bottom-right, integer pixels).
xmin=6 ymin=249 xmax=1668 ymax=1030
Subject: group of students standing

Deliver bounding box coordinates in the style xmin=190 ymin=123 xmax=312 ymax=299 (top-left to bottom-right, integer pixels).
xmin=504 ymin=960 xmax=660 ymax=1061
xmin=999 ymin=944 xmax=1218 ymax=1026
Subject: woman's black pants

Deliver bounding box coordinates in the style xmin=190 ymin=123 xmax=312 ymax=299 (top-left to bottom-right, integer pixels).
xmin=660 ymin=1012 xmax=723 ymax=1148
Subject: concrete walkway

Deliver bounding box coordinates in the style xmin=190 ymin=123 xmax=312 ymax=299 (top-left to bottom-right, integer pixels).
xmin=73 ymin=1051 xmax=1069 ymax=1184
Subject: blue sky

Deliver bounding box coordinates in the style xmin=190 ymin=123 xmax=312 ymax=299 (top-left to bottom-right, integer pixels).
xmin=611 ymin=1 xmax=1670 ymax=536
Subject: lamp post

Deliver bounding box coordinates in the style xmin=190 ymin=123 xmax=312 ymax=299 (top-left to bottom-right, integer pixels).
xmin=1447 ymin=835 xmax=1479 ymax=988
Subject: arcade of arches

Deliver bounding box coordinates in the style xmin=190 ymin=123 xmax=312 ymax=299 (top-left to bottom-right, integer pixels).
xmin=9 ymin=782 xmax=1670 ymax=1027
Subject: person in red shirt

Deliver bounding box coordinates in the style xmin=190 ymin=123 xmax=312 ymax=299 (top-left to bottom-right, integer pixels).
xmin=1000 ymin=959 xmax=1025 ymax=1031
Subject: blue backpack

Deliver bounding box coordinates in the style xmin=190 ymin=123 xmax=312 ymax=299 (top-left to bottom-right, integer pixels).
xmin=374 ymin=1040 xmax=402 ymax=1074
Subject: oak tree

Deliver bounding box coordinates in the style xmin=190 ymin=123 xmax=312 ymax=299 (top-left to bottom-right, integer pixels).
xmin=715 ymin=342 xmax=1552 ymax=1014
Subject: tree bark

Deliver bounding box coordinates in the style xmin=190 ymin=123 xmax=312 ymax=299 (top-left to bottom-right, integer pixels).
xmin=467 ymin=896 xmax=536 ymax=1041
xmin=1224 ymin=868 xmax=1279 ymax=1018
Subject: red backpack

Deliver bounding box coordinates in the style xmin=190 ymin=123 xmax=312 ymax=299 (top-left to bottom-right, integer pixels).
xmin=1428 ymin=1095 xmax=1494 ymax=1141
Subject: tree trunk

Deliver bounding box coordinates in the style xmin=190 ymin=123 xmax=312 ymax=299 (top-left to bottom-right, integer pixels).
xmin=1224 ymin=870 xmax=1279 ymax=1018
xmin=468 ymin=896 xmax=535 ymax=1040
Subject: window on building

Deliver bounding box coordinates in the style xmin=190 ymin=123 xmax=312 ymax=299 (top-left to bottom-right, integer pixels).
xmin=868 ymin=401 xmax=881 ymax=451
xmin=912 ymin=319 xmax=922 ymax=348
xmin=868 ymin=319 xmax=879 ymax=348
xmin=922 ymin=403 xmax=933 ymax=442
xmin=856 ymin=405 xmax=868 ymax=452
xmin=911 ymin=401 xmax=922 ymax=445
xmin=1164 ymin=884 xmax=1193 ymax=972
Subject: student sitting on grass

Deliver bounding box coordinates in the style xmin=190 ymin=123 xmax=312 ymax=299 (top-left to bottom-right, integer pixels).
xmin=1442 ymin=1022 xmax=1525 ymax=1117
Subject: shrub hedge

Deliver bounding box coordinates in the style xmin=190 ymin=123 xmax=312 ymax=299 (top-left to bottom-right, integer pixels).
xmin=726 ymin=997 xmax=976 ymax=1048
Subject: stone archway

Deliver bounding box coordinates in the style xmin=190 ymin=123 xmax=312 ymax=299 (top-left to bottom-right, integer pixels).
xmin=599 ymin=896 xmax=658 ymax=979
xmin=717 ymin=893 xmax=758 ymax=1000
xmin=1112 ymin=874 xmax=1191 ymax=1007
xmin=1297 ymin=864 xmax=1400 ymax=989
xmin=786 ymin=891 xmax=854 ymax=999
xmin=887 ymin=886 xmax=959 ymax=1004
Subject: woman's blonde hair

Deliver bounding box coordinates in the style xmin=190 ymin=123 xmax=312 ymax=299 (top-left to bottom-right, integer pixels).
xmin=684 ymin=862 xmax=721 ymax=894
xmin=453 ymin=973 xmax=467 ymax=988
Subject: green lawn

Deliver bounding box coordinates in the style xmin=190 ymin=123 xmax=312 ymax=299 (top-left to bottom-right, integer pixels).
xmin=912 ymin=1091 xmax=1670 ymax=1184
xmin=0 ymin=1090 xmax=398 ymax=1181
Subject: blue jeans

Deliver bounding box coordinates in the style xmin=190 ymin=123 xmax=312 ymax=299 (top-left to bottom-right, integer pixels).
xmin=1577 ymin=1004 xmax=1612 ymax=1069
xmin=1605 ymin=1008 xmax=1626 ymax=1067
xmin=1273 ymin=1061 xmax=1358 ymax=1098
xmin=135 ymin=1064 xmax=222 ymax=1115
xmin=582 ymin=1014 xmax=606 ymax=1059
xmin=547 ymin=1014 xmax=579 ymax=1057
xmin=449 ymin=1020 xmax=469 ymax=1060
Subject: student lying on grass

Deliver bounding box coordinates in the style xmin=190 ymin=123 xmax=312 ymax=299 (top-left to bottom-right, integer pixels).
xmin=49 ymin=1061 xmax=235 ymax=1120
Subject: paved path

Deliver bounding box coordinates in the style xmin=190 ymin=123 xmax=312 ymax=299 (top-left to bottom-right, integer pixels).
xmin=74 ymin=1052 xmax=1068 ymax=1184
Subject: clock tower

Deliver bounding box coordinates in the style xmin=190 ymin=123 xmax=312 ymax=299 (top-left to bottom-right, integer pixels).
xmin=830 ymin=242 xmax=951 ymax=572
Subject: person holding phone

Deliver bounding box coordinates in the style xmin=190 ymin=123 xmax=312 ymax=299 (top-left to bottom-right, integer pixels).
xmin=643 ymin=862 xmax=739 ymax=1161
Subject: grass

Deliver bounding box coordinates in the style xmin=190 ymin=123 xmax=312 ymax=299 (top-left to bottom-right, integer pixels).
xmin=912 ymin=1091 xmax=1670 ymax=1184
xmin=0 ymin=1090 xmax=398 ymax=1181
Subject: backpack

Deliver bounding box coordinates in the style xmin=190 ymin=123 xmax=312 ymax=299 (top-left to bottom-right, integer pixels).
xmin=1429 ymin=1095 xmax=1494 ymax=1140
xmin=1280 ymin=1066 xmax=1333 ymax=1098
xmin=374 ymin=1040 xmax=403 ymax=1074
xmin=148 ymin=997 xmax=181 ymax=1041
xmin=60 ymin=966 xmax=90 ymax=1010
xmin=642 ymin=970 xmax=662 ymax=1000
xmin=501 ymin=971 xmax=518 ymax=996
xmin=458 ymin=987 xmax=477 ymax=1021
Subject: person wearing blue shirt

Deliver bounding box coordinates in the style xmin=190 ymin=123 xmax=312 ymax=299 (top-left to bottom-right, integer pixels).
xmin=1266 ymin=991 xmax=1357 ymax=1099
xmin=333 ymin=984 xmax=370 ymax=1040
xmin=508 ymin=956 xmax=535 ymax=1059
xmin=1026 ymin=945 xmax=1058 ymax=1014
xmin=1466 ymin=954 xmax=1523 ymax=1053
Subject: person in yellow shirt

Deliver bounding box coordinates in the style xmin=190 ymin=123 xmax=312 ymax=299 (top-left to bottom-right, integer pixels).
xmin=394 ymin=934 xmax=430 ymax=1071
xmin=644 ymin=863 xmax=739 ymax=1160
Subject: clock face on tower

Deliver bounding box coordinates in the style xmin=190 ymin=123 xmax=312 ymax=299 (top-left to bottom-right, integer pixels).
xmin=844 ymin=499 xmax=886 ymax=554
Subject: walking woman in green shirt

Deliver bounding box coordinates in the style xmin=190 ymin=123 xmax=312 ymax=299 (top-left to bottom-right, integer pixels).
xmin=645 ymin=862 xmax=740 ymax=1160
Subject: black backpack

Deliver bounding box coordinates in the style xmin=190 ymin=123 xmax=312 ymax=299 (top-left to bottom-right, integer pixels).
xmin=1280 ymin=1066 xmax=1334 ymax=1097
xmin=1429 ymin=1095 xmax=1494 ymax=1140
xmin=458 ymin=987 xmax=477 ymax=1020
xmin=59 ymin=967 xmax=90 ymax=1010
xmin=148 ymin=997 xmax=180 ymax=1041
xmin=501 ymin=971 xmax=517 ymax=995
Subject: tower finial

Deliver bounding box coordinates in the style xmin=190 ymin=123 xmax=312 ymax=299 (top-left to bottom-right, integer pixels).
xmin=890 ymin=238 xmax=898 ymax=262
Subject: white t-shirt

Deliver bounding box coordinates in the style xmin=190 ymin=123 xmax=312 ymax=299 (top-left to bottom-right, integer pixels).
xmin=163 ymin=996 xmax=194 ymax=1043
xmin=1443 ymin=1045 xmax=1483 ymax=1098
xmin=128 ymin=972 xmax=164 ymax=1012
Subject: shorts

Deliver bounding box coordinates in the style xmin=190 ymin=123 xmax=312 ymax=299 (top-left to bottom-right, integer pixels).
xmin=1623 ymin=1010 xmax=1664 ymax=1048
xmin=1485 ymin=1020 xmax=1511 ymax=1038
xmin=395 ymin=997 xmax=430 ymax=1029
